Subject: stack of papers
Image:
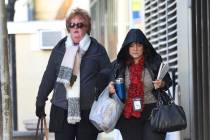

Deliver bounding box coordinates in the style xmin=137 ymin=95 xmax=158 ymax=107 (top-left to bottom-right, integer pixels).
xmin=157 ymin=62 xmax=170 ymax=80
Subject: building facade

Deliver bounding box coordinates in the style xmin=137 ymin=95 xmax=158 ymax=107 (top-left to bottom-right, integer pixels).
xmin=7 ymin=0 xmax=210 ymax=139
xmin=145 ymin=0 xmax=210 ymax=140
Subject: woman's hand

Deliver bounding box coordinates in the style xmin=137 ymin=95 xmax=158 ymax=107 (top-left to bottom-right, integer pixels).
xmin=152 ymin=80 xmax=165 ymax=90
xmin=108 ymin=81 xmax=116 ymax=95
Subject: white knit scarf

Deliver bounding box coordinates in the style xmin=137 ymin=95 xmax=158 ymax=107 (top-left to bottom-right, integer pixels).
xmin=56 ymin=33 xmax=90 ymax=124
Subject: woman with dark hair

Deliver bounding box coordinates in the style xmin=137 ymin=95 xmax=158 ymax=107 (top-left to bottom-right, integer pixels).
xmin=108 ymin=28 xmax=172 ymax=140
xmin=35 ymin=8 xmax=111 ymax=140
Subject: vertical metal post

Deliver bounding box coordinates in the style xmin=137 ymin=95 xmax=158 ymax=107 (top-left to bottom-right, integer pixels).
xmin=7 ymin=0 xmax=17 ymax=130
xmin=0 ymin=1 xmax=13 ymax=140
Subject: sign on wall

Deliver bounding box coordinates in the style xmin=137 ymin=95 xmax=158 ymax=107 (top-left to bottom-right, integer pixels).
xmin=129 ymin=0 xmax=144 ymax=30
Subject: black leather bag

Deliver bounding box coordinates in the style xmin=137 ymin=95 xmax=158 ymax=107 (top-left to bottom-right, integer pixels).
xmin=150 ymin=90 xmax=187 ymax=132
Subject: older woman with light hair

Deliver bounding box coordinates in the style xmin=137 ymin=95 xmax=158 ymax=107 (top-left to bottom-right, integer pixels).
xmin=35 ymin=8 xmax=111 ymax=140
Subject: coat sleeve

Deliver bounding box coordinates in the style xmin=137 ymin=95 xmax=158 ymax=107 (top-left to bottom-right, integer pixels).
xmin=36 ymin=49 xmax=58 ymax=106
xmin=95 ymin=46 xmax=112 ymax=94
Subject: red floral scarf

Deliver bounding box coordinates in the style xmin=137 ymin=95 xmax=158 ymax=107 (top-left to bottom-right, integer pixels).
xmin=123 ymin=57 xmax=144 ymax=119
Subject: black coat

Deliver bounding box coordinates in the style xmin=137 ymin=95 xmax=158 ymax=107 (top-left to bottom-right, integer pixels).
xmin=36 ymin=36 xmax=111 ymax=110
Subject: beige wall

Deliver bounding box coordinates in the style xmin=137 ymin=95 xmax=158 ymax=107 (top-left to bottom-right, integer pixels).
xmin=16 ymin=34 xmax=52 ymax=130
xmin=34 ymin=0 xmax=90 ymax=20
xmin=34 ymin=0 xmax=65 ymax=20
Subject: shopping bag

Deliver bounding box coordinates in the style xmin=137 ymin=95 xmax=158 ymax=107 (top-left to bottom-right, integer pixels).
xmin=89 ymin=87 xmax=124 ymax=133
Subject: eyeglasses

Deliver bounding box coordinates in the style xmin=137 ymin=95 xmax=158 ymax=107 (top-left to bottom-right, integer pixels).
xmin=68 ymin=22 xmax=85 ymax=29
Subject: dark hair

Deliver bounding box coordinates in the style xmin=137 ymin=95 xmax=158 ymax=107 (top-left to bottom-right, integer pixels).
xmin=66 ymin=8 xmax=91 ymax=35
xmin=122 ymin=42 xmax=145 ymax=66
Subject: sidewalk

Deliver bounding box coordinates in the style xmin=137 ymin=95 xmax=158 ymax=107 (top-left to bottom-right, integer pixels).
xmin=13 ymin=130 xmax=117 ymax=140
xmin=22 ymin=118 xmax=119 ymax=140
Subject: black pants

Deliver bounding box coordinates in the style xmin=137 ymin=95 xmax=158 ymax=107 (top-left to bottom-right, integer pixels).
xmin=49 ymin=105 xmax=98 ymax=140
xmin=116 ymin=103 xmax=166 ymax=140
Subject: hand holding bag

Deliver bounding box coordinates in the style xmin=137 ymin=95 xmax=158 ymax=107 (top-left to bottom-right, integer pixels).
xmin=36 ymin=117 xmax=49 ymax=140
xmin=89 ymin=87 xmax=124 ymax=133
xmin=150 ymin=90 xmax=187 ymax=132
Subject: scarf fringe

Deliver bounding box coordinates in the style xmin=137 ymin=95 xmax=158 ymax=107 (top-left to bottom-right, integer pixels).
xmin=56 ymin=78 xmax=70 ymax=85
xmin=67 ymin=116 xmax=81 ymax=124
xmin=67 ymin=97 xmax=81 ymax=124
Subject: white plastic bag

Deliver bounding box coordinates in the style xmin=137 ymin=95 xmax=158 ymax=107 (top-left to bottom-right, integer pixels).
xmin=97 ymin=129 xmax=123 ymax=140
xmin=89 ymin=87 xmax=124 ymax=133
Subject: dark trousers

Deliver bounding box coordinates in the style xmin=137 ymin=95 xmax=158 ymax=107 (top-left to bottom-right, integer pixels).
xmin=116 ymin=103 xmax=166 ymax=140
xmin=49 ymin=105 xmax=98 ymax=140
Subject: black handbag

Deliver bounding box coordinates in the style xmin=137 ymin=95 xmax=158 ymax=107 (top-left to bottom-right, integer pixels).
xmin=150 ymin=90 xmax=187 ymax=132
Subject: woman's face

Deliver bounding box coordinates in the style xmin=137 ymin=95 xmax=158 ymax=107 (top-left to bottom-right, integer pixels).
xmin=68 ymin=16 xmax=88 ymax=44
xmin=129 ymin=42 xmax=144 ymax=62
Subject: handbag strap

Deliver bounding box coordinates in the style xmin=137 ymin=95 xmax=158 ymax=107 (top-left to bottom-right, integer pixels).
xmin=157 ymin=89 xmax=175 ymax=106
xmin=170 ymin=68 xmax=176 ymax=100
xmin=43 ymin=117 xmax=49 ymax=140
xmin=36 ymin=117 xmax=49 ymax=140
xmin=35 ymin=118 xmax=41 ymax=137
xmin=165 ymin=88 xmax=174 ymax=100
xmin=157 ymin=92 xmax=163 ymax=106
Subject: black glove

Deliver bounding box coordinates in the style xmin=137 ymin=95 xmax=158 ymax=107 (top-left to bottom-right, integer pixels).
xmin=36 ymin=105 xmax=46 ymax=118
